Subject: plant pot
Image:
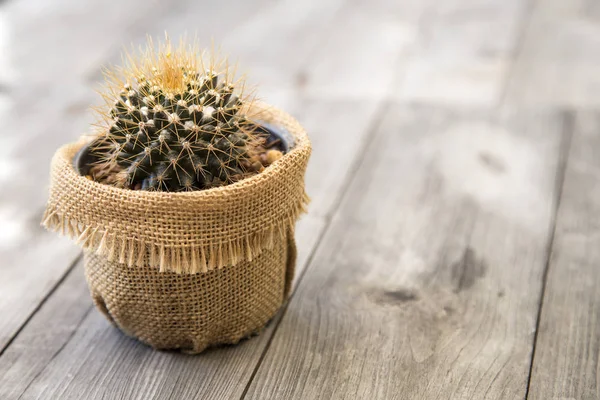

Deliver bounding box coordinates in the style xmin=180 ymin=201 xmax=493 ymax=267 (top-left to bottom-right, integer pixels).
xmin=42 ymin=103 xmax=311 ymax=353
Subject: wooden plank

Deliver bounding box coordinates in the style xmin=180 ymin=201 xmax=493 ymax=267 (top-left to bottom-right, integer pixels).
xmin=395 ymin=0 xmax=527 ymax=106
xmin=0 ymin=259 xmax=91 ymax=400
xmin=244 ymin=105 xmax=565 ymax=399
xmin=526 ymin=112 xmax=600 ymax=400
xmin=0 ymin=236 xmax=81 ymax=351
xmin=505 ymin=0 xmax=600 ymax=107
xmin=5 ymin=307 xmax=273 ymax=400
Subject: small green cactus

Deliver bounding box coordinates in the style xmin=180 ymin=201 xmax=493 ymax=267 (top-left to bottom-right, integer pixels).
xmin=88 ymin=37 xmax=264 ymax=191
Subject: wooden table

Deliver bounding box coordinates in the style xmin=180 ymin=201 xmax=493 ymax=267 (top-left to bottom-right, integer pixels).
xmin=1 ymin=0 xmax=599 ymax=398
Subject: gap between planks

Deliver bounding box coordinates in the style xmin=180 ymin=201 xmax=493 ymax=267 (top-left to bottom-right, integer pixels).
xmin=524 ymin=110 xmax=575 ymax=399
xmin=524 ymin=110 xmax=600 ymax=399
xmin=0 ymin=253 xmax=82 ymax=356
xmin=239 ymin=100 xmax=393 ymax=400
xmin=242 ymin=105 xmax=566 ymax=399
xmin=16 ymin=306 xmax=95 ymax=400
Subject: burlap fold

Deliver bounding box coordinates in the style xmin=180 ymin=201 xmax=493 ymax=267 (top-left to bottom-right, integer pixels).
xmin=41 ymin=103 xmax=310 ymax=353
xmin=42 ymin=103 xmax=311 ymax=274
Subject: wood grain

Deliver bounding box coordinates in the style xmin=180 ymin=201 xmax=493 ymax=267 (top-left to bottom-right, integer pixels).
xmin=245 ymin=105 xmax=566 ymax=399
xmin=527 ymin=112 xmax=600 ymax=400
xmin=0 ymin=259 xmax=91 ymax=400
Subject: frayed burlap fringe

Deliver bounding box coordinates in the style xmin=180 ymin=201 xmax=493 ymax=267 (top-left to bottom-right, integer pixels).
xmin=41 ymin=199 xmax=308 ymax=274
xmin=42 ymin=103 xmax=311 ymax=274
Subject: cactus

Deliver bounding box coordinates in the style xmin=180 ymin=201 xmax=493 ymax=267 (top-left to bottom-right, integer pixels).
xmin=88 ymin=37 xmax=265 ymax=191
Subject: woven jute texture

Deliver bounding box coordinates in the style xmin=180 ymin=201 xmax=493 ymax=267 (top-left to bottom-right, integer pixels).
xmin=42 ymin=103 xmax=310 ymax=353
xmin=84 ymin=230 xmax=296 ymax=353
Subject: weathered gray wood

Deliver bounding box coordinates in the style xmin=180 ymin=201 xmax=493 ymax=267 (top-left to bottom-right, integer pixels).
xmin=505 ymin=0 xmax=600 ymax=107
xmin=245 ymin=105 xmax=565 ymax=399
xmin=0 ymin=235 xmax=81 ymax=351
xmin=394 ymin=0 xmax=526 ymax=106
xmin=0 ymin=259 xmax=91 ymax=400
xmin=7 ymin=307 xmax=277 ymax=400
xmin=527 ymin=112 xmax=600 ymax=400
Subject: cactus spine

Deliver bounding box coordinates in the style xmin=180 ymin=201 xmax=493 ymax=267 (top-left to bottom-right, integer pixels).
xmin=89 ymin=37 xmax=265 ymax=191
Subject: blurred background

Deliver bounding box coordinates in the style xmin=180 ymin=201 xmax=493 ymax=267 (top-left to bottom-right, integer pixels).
xmin=1 ymin=0 xmax=600 ymax=399
xmin=4 ymin=0 xmax=600 ymax=250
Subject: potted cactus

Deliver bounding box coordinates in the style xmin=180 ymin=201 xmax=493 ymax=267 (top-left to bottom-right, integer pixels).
xmin=42 ymin=37 xmax=311 ymax=353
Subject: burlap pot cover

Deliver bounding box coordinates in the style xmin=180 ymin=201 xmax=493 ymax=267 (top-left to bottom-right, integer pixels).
xmin=42 ymin=103 xmax=311 ymax=353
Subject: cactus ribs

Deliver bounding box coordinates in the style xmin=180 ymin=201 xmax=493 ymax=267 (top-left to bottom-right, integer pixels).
xmin=88 ymin=38 xmax=282 ymax=191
